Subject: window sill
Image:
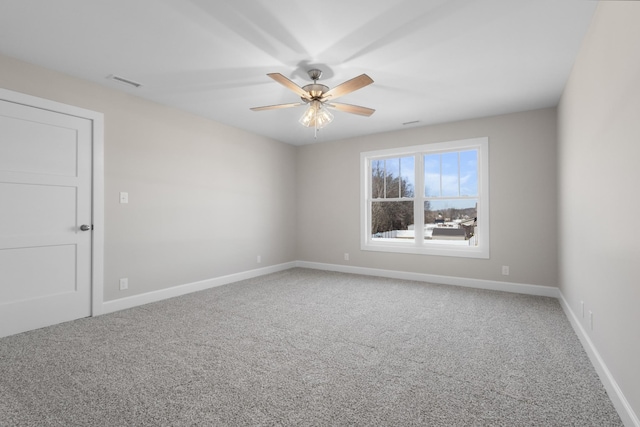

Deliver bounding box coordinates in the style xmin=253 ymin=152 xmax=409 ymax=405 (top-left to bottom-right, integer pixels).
xmin=361 ymin=241 xmax=490 ymax=259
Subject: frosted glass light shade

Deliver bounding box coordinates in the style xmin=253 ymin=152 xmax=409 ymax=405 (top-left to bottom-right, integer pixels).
xmin=299 ymin=100 xmax=333 ymax=129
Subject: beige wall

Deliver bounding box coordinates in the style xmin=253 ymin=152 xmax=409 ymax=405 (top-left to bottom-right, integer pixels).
xmin=558 ymin=2 xmax=640 ymax=420
xmin=0 ymin=54 xmax=297 ymax=302
xmin=296 ymin=108 xmax=558 ymax=288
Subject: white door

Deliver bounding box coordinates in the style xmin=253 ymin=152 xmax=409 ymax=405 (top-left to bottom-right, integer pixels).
xmin=0 ymin=98 xmax=93 ymax=337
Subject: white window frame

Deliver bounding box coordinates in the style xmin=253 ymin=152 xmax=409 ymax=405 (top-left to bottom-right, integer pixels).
xmin=361 ymin=137 xmax=489 ymax=259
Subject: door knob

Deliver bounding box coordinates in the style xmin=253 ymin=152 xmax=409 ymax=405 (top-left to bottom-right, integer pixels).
xmin=80 ymin=224 xmax=92 ymax=231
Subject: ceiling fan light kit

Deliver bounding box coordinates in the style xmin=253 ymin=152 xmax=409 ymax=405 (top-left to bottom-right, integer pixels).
xmin=251 ymin=68 xmax=375 ymax=138
xmin=299 ymin=100 xmax=333 ymax=129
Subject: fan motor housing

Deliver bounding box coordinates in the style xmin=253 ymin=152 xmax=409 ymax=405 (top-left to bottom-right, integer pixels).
xmin=301 ymin=84 xmax=329 ymax=102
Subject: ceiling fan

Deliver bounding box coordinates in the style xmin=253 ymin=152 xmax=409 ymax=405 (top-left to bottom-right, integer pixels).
xmin=250 ymin=69 xmax=375 ymax=136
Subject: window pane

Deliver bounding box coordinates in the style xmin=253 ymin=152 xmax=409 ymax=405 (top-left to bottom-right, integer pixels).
xmin=424 ymin=154 xmax=440 ymax=197
xmin=424 ymin=199 xmax=478 ymax=243
xmin=441 ymin=152 xmax=459 ymax=197
xmin=385 ymin=158 xmax=400 ymax=198
xmin=371 ymin=160 xmax=384 ymax=198
xmin=460 ymin=150 xmax=478 ymax=196
xmin=363 ymin=137 xmax=489 ymax=258
xmin=400 ymin=156 xmax=415 ymax=198
xmin=372 ymin=157 xmax=415 ymax=199
xmin=371 ymin=201 xmax=414 ymax=241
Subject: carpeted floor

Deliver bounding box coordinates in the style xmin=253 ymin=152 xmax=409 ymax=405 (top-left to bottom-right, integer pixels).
xmin=0 ymin=268 xmax=622 ymax=426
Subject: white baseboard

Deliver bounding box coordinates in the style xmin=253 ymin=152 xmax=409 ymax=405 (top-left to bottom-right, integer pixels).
xmin=295 ymin=261 xmax=560 ymax=298
xmin=102 ymin=260 xmax=558 ymax=315
xmin=101 ymin=262 xmax=297 ymax=315
xmin=102 ymin=261 xmax=558 ymax=315
xmin=558 ymin=292 xmax=639 ymax=427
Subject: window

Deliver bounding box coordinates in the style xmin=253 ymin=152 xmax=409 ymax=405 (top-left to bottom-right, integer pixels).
xmin=361 ymin=137 xmax=489 ymax=258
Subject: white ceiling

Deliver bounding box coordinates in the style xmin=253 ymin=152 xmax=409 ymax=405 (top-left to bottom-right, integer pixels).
xmin=0 ymin=0 xmax=596 ymax=146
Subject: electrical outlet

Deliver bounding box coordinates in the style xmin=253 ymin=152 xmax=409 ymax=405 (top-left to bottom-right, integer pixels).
xmin=119 ymin=278 xmax=128 ymax=290
xmin=257 ymin=255 xmax=261 ymax=263
xmin=344 ymin=253 xmax=350 ymax=261
xmin=501 ymin=265 xmax=509 ymax=276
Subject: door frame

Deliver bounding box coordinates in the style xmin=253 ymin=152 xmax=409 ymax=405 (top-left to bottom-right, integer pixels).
xmin=0 ymin=87 xmax=104 ymax=316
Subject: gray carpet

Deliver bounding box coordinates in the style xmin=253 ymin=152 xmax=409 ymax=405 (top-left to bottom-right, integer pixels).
xmin=0 ymin=268 xmax=622 ymax=426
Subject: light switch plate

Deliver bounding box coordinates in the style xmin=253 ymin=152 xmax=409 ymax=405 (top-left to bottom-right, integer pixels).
xmin=120 ymin=192 xmax=129 ymax=204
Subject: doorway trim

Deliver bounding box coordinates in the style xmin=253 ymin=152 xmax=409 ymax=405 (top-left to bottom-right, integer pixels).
xmin=0 ymin=87 xmax=104 ymax=316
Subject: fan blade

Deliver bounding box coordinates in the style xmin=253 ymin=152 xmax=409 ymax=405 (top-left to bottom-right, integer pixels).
xmin=267 ymin=73 xmax=311 ymax=100
xmin=250 ymin=102 xmax=303 ymax=112
xmin=327 ymin=102 xmax=375 ymax=117
xmin=321 ymin=74 xmax=373 ymax=101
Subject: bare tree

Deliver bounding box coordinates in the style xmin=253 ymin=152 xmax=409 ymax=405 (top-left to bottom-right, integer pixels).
xmin=371 ymin=163 xmax=414 ymax=234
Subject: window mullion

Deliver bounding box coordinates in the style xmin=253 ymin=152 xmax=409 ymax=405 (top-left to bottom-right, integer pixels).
xmin=366 ymin=161 xmax=373 ymax=244
xmin=439 ymin=154 xmax=442 ymax=197
xmin=414 ymin=154 xmax=424 ymax=244
xmin=383 ymin=159 xmax=387 ymax=198
xmin=398 ymin=158 xmax=401 ymax=197
xmin=457 ymin=151 xmax=461 ymax=196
